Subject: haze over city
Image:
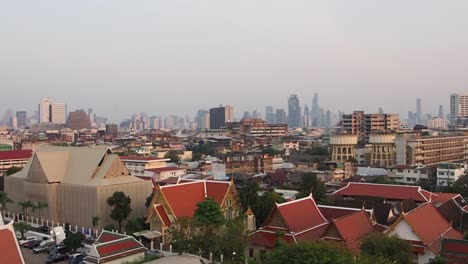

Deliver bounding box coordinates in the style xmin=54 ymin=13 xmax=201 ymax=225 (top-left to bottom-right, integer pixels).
xmin=2 ymin=1 xmax=468 ymax=122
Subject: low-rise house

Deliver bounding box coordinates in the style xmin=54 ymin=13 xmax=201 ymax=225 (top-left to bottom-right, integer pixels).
xmin=387 ymin=166 xmax=430 ymax=184
xmin=146 ymin=180 xmax=240 ymax=244
xmin=83 ymin=230 xmax=147 ymax=264
xmin=0 ymin=150 xmax=33 ymax=176
xmin=437 ymin=163 xmax=467 ymax=186
xmin=120 ymin=156 xmax=169 ymax=177
xmin=144 ymin=167 xmax=186 ymax=183
xmin=386 ymin=203 xmax=464 ymax=264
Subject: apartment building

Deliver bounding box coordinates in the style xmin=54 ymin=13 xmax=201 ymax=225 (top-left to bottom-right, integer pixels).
xmin=342 ymin=111 xmax=399 ymax=143
xmin=437 ymin=163 xmax=467 ymax=187
xmin=239 ymin=119 xmax=288 ymax=138
xmin=120 ymin=156 xmax=170 ymax=177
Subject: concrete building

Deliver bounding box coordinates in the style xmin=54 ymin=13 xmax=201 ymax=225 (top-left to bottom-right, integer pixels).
xmin=4 ymin=146 xmax=152 ymax=228
xmin=0 ymin=150 xmax=33 ymax=176
xmin=330 ymin=133 xmax=358 ymax=163
xmin=209 ymin=105 xmax=233 ymax=129
xmin=450 ymin=93 xmax=468 ymax=127
xmin=288 ymin=94 xmax=301 ymax=128
xmin=239 ymin=119 xmax=287 ymax=138
xmin=120 ymin=156 xmax=170 ymax=177
xmin=427 ymin=117 xmax=449 ymax=130
xmin=342 ymin=111 xmax=399 ymax=144
xmin=68 ymin=110 xmax=91 ymax=130
xmin=51 ymin=103 xmax=67 ymax=125
xmin=143 ymin=167 xmax=186 ymax=183
xmin=369 ymin=133 xmax=396 ymax=167
xmin=105 ymin=124 xmax=118 ymax=136
xmin=416 ymin=97 xmax=423 ymax=125
xmin=275 ymin=109 xmax=287 ymax=124
xmin=437 ymin=163 xmax=467 ymax=187
xmin=16 ymin=111 xmax=27 ymax=129
xmin=396 ymin=132 xmax=468 ymax=167
xmin=195 ymin=110 xmax=210 ymax=130
xmin=39 ymin=97 xmax=52 ymax=123
xmin=265 ymin=106 xmax=276 ymax=124
xmin=387 ymin=166 xmax=430 ymax=184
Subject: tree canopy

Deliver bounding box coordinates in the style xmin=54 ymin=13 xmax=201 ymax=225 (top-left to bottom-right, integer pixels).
xmin=63 ymin=232 xmax=84 ymax=253
xmin=297 ymin=172 xmax=326 ymax=202
xmin=360 ymin=234 xmax=412 ymax=264
xmin=194 ymin=198 xmax=225 ymax=228
xmin=164 ymin=151 xmax=181 ymax=163
xmin=13 ymin=222 xmax=31 ymax=239
xmin=263 ymin=241 xmax=354 ymax=264
xmin=5 ymin=166 xmax=21 ymax=176
xmin=0 ymin=191 xmax=13 ymax=211
xmin=107 ymin=191 xmax=132 ymax=233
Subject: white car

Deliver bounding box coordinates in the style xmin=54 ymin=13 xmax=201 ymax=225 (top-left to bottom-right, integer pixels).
xmin=18 ymin=236 xmax=36 ymax=246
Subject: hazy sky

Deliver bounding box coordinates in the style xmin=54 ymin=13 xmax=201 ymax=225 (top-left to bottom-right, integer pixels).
xmin=1 ymin=1 xmax=468 ymax=122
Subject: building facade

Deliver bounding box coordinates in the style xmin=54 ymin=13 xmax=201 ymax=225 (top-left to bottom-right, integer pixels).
xmin=330 ymin=133 xmax=358 ymax=162
xmin=342 ymin=111 xmax=399 ymax=143
xmin=450 ymin=93 xmax=468 ymax=127
xmin=210 ymin=106 xmax=234 ymax=129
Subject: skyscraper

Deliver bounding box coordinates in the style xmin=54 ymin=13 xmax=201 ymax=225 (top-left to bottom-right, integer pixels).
xmin=195 ymin=110 xmax=210 ymax=130
xmin=311 ymin=93 xmax=319 ymax=126
xmin=416 ymin=98 xmax=423 ymax=124
xmin=68 ymin=110 xmax=91 ymax=130
xmin=450 ymin=93 xmax=468 ymax=127
xmin=16 ymin=111 xmax=27 ymax=128
xmin=209 ymin=105 xmax=234 ymax=129
xmin=39 ymin=97 xmax=52 ymax=123
xmin=438 ymin=105 xmax=444 ymax=119
xmin=276 ymin=109 xmax=287 ymax=124
xmin=51 ymin=103 xmax=67 ymax=124
xmin=265 ymin=106 xmax=275 ymax=124
xmin=288 ymin=94 xmax=301 ymax=128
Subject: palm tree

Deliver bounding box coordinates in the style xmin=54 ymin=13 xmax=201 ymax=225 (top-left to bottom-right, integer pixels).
xmin=35 ymin=201 xmax=48 ymax=217
xmin=0 ymin=191 xmax=13 ymax=211
xmin=92 ymin=216 xmax=100 ymax=228
xmin=18 ymin=200 xmax=33 ymax=216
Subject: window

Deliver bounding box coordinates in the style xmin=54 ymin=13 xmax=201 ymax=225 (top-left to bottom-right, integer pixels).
xmin=249 ymin=248 xmax=254 ymax=258
xmin=226 ymin=199 xmax=232 ymax=206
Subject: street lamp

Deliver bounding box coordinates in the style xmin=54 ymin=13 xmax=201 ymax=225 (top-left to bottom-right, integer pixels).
xmin=232 ymin=251 xmax=236 ymax=262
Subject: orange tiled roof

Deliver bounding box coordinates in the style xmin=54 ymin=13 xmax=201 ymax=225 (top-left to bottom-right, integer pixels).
xmin=0 ymin=221 xmax=24 ymax=264
xmin=332 ymin=182 xmax=431 ymax=202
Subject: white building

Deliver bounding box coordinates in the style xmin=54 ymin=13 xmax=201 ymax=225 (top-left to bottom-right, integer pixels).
xmin=39 ymin=97 xmax=52 ymax=123
xmin=437 ymin=163 xmax=466 ymax=186
xmin=426 ymin=117 xmax=449 ymax=130
xmin=51 ymin=103 xmax=67 ymax=124
xmin=120 ymin=156 xmax=170 ymax=177
xmin=144 ymin=167 xmax=186 ymax=182
xmin=387 ymin=166 xmax=430 ymax=184
xmin=450 ymin=93 xmax=468 ymax=126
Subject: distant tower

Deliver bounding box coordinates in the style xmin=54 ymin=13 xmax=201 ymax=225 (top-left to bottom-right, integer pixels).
xmin=265 ymin=106 xmax=275 ymax=124
xmin=378 ymin=107 xmax=384 ymax=115
xmin=438 ymin=105 xmax=444 ymax=119
xmin=39 ymin=97 xmax=52 ymax=123
xmin=416 ymin=98 xmax=423 ymax=124
xmin=312 ymin=93 xmax=319 ymax=126
xmin=288 ymin=94 xmax=301 ymax=128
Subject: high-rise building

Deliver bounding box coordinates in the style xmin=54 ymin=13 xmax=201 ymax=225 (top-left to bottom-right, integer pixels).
xmin=288 ymin=94 xmax=301 ymax=128
xmin=265 ymin=106 xmax=276 ymax=124
xmin=195 ymin=110 xmax=210 ymax=130
xmin=275 ymin=109 xmax=287 ymax=124
xmin=311 ymin=93 xmax=319 ymax=126
xmin=106 ymin=124 xmax=118 ymax=135
xmin=149 ymin=116 xmax=162 ymax=129
xmin=342 ymin=111 xmax=399 ymax=143
xmin=416 ymin=98 xmax=423 ymax=125
xmin=209 ymin=105 xmax=234 ymax=129
xmin=450 ymin=93 xmax=468 ymax=127
xmin=16 ymin=111 xmax=27 ymax=128
xmin=39 ymin=97 xmax=52 ymax=123
xmin=51 ymin=103 xmax=67 ymax=124
xmin=438 ymin=105 xmax=444 ymax=119
xmin=68 ymin=110 xmax=91 ymax=130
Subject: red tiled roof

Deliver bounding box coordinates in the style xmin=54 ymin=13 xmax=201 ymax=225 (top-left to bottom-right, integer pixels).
xmin=432 ymin=193 xmax=461 ymax=204
xmin=96 ymin=232 xmax=126 ymax=243
xmin=154 ymin=204 xmax=171 ymax=226
xmin=0 ymin=150 xmax=32 ymax=161
xmin=0 ymin=222 xmax=24 ymax=264
xmin=96 ymin=238 xmax=143 ymax=257
xmin=318 ymin=205 xmax=370 ymax=221
xmin=249 ymin=229 xmax=295 ymax=249
xmin=205 ymin=181 xmax=230 ymax=204
xmin=120 ymin=156 xmax=168 ymax=161
xmin=332 ymin=182 xmax=431 ymax=202
xmin=330 ymin=211 xmax=375 ymax=253
xmin=440 ymin=238 xmax=468 ymax=264
xmin=403 ymin=203 xmax=464 ymax=253
xmin=160 ymin=182 xmax=205 ymax=218
xmin=145 ymin=167 xmax=184 ymax=173
xmin=295 ymin=224 xmax=329 ymax=241
xmin=276 ymin=195 xmax=327 ymax=233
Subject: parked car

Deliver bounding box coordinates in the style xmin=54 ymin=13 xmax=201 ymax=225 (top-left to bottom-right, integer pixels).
xmin=18 ymin=237 xmax=36 ymax=246
xmin=23 ymin=239 xmax=39 ymax=248
xmin=33 ymin=241 xmax=55 ymax=254
xmin=49 ymin=246 xmax=69 ymax=258
xmin=27 ymin=240 xmax=42 ymax=249
xmin=67 ymin=253 xmax=84 ymax=264
xmin=145 ymin=249 xmax=163 ymax=258
xmin=46 ymin=253 xmax=68 ymax=264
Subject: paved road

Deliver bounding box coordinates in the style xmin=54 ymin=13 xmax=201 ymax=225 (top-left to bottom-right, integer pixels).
xmin=21 ymin=247 xmax=50 ymax=264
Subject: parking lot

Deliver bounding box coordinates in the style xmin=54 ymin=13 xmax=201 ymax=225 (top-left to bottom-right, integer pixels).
xmin=21 ymin=247 xmax=49 ymax=264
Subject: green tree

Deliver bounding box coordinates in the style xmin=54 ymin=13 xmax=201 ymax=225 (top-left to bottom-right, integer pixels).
xmin=192 ymin=152 xmax=203 ymax=162
xmin=5 ymin=166 xmax=21 ymax=176
xmin=296 ymin=172 xmax=326 ymax=202
xmin=125 ymin=218 xmax=146 ymax=235
xmin=0 ymin=191 xmax=13 ymax=211
xmin=219 ymin=218 xmax=249 ymax=259
xmin=253 ymin=191 xmax=285 ymax=228
xmin=360 ymin=234 xmax=412 ymax=264
xmin=164 ymin=151 xmax=181 ymax=163
xmin=63 ymin=232 xmax=84 ymax=253
xmin=13 ymin=222 xmax=31 ymax=239
xmin=34 ymin=201 xmax=48 ymax=217
xmin=451 ymin=175 xmax=468 ymax=197
xmin=238 ymin=181 xmax=260 ymax=212
xmin=305 ymin=146 xmax=329 ymax=157
xmin=168 ymin=217 xmax=195 ymax=254
xmin=107 ymin=191 xmax=132 ymax=233
xmin=18 ymin=200 xmax=33 ymax=215
xmin=262 ymin=147 xmax=280 ymax=156
xmin=194 ymin=198 xmax=225 ymax=227
xmin=92 ymin=216 xmax=100 ymax=230
xmin=264 ymin=241 xmax=354 ymax=264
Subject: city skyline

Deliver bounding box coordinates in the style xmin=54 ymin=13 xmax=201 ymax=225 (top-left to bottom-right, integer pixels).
xmin=2 ymin=1 xmax=468 ymax=122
